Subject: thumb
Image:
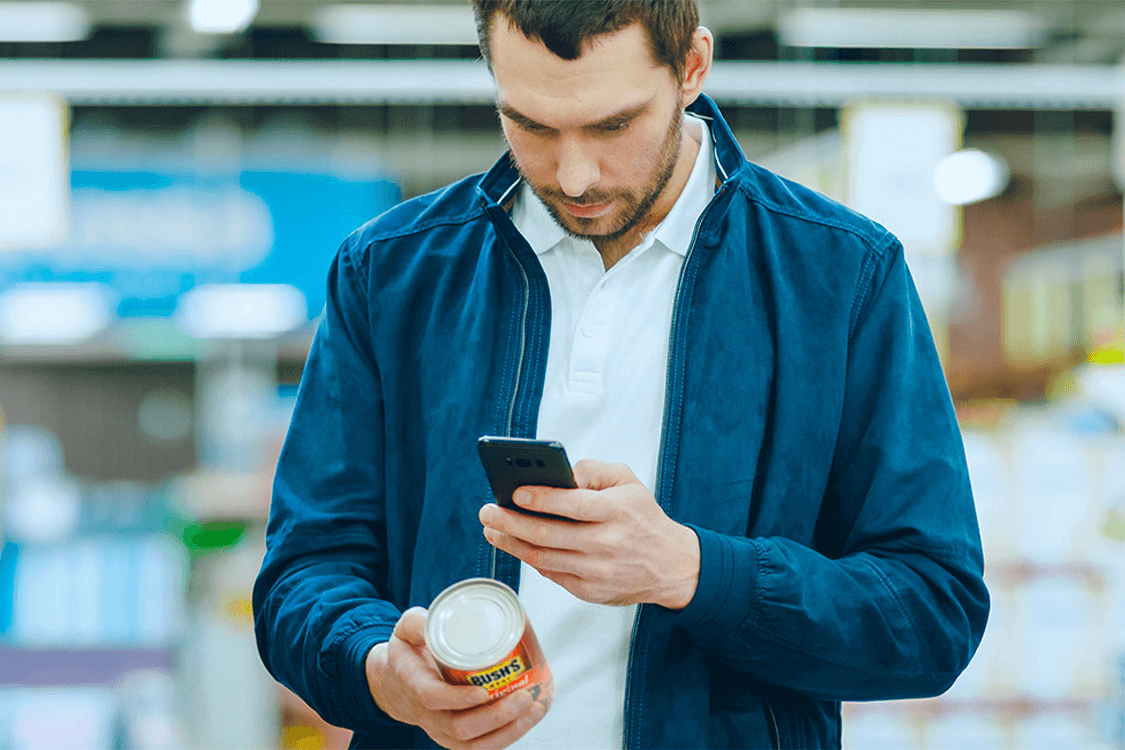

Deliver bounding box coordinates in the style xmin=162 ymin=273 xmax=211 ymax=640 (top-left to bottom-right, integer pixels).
xmin=572 ymin=459 xmax=639 ymax=491
xmin=393 ymin=607 xmax=429 ymax=647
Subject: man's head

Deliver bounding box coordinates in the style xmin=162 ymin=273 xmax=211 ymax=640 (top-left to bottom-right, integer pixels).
xmin=471 ymin=0 xmax=700 ymax=84
xmin=473 ymin=0 xmax=712 ymax=252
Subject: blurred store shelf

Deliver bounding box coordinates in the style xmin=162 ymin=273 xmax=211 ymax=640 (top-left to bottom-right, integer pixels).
xmin=0 ymin=58 xmax=1122 ymax=109
xmin=0 ymin=317 xmax=317 ymax=365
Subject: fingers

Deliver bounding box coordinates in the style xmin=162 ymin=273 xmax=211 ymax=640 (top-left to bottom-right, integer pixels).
xmin=481 ymin=526 xmax=583 ymax=574
xmin=510 ymin=486 xmax=609 ymax=523
xmin=480 ymin=503 xmax=592 ymax=549
xmin=386 ymin=609 xmax=491 ymax=712
xmin=430 ymin=689 xmax=546 ymax=749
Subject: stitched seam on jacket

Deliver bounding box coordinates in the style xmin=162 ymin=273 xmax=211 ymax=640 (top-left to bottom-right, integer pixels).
xmin=325 ymin=622 xmax=394 ymax=723
xmin=847 ymin=249 xmax=880 ymax=344
xmin=358 ymin=207 xmax=484 ymax=245
xmin=731 ymin=619 xmax=958 ymax=681
xmin=880 ymin=539 xmax=972 ymax=564
xmin=737 ymin=181 xmax=894 ymax=254
xmin=857 ymin=556 xmax=941 ymax=678
xmin=735 ymin=591 xmax=939 ymax=679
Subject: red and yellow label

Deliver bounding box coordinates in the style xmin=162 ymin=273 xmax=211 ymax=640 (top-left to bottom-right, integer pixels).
xmin=437 ymin=620 xmax=555 ymax=709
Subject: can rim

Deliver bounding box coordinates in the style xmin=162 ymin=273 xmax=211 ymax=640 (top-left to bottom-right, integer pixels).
xmin=425 ymin=578 xmax=526 ymax=670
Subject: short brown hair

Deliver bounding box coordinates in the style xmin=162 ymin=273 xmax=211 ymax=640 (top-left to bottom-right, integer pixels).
xmin=471 ymin=0 xmax=700 ymax=83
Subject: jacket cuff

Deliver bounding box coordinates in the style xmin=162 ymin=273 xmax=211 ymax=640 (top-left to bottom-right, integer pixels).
xmin=664 ymin=525 xmax=760 ymax=638
xmin=337 ymin=623 xmax=398 ymax=726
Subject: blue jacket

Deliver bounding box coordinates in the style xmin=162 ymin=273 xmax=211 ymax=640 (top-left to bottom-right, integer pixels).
xmin=253 ymin=95 xmax=988 ymax=750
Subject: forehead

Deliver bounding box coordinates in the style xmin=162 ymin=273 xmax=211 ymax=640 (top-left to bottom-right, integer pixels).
xmin=489 ymin=18 xmax=674 ymax=128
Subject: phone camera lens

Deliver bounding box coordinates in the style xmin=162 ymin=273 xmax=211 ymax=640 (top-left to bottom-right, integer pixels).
xmin=516 ymin=458 xmax=533 ymax=468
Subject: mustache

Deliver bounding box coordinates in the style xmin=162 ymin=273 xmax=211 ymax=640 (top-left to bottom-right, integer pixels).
xmin=538 ymin=189 xmax=618 ymax=206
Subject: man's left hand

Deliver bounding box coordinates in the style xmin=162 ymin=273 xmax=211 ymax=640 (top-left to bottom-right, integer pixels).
xmin=478 ymin=459 xmax=700 ymax=609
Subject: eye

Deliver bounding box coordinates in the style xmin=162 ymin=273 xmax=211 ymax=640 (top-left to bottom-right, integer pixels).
xmin=595 ymin=120 xmax=630 ymax=134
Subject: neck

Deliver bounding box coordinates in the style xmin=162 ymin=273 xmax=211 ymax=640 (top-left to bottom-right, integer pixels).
xmin=593 ymin=116 xmax=702 ymax=270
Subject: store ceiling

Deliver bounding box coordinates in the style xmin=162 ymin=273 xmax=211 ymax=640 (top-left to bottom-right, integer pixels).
xmin=7 ymin=0 xmax=1125 ymax=64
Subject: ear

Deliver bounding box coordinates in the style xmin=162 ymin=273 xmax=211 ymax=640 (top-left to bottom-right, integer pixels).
xmin=680 ymin=26 xmax=714 ymax=105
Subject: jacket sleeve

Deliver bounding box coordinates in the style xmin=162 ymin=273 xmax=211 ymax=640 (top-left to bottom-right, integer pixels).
xmin=668 ymin=240 xmax=989 ymax=702
xmin=252 ymin=238 xmax=404 ymax=731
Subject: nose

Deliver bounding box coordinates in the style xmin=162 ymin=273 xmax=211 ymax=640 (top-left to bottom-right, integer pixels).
xmin=555 ymin=137 xmax=600 ymax=198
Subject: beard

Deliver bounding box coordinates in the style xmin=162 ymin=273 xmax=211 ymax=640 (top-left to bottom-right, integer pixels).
xmin=511 ymin=101 xmax=684 ymax=244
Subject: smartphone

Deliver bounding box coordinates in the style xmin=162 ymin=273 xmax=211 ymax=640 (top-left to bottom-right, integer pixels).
xmin=477 ymin=436 xmax=577 ymax=514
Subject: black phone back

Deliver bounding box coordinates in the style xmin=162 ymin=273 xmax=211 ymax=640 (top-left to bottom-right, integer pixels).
xmin=477 ymin=436 xmax=577 ymax=511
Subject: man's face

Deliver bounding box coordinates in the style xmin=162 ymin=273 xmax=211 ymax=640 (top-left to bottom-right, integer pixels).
xmin=490 ymin=19 xmax=687 ymax=243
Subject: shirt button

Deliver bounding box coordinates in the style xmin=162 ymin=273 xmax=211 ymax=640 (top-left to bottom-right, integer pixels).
xmin=581 ymin=323 xmax=596 ymax=337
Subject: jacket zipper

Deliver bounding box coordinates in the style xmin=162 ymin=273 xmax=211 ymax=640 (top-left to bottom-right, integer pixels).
xmin=763 ymin=697 xmax=782 ymax=750
xmin=490 ymin=243 xmax=532 ymax=581
xmin=621 ymin=184 xmax=726 ymax=750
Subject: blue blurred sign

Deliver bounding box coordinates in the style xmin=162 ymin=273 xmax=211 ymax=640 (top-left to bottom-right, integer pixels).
xmin=0 ymin=170 xmax=400 ymax=319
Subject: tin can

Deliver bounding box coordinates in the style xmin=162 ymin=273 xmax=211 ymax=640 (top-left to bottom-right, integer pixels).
xmin=425 ymin=578 xmax=554 ymax=710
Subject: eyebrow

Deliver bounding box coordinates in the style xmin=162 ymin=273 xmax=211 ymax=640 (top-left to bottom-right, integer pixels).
xmin=497 ymin=100 xmax=651 ymax=132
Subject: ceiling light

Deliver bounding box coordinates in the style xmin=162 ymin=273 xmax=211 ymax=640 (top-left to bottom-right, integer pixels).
xmin=311 ymin=4 xmax=478 ymax=45
xmin=0 ymin=2 xmax=91 ymax=43
xmin=934 ymin=149 xmax=1010 ymax=206
xmin=779 ymin=8 xmax=1048 ymax=50
xmin=188 ymin=0 xmax=259 ymax=35
xmin=173 ymin=284 xmax=306 ymax=339
xmin=0 ymin=282 xmax=115 ymax=345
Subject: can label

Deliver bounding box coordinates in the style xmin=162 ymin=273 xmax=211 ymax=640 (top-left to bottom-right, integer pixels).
xmin=437 ymin=616 xmax=555 ymax=708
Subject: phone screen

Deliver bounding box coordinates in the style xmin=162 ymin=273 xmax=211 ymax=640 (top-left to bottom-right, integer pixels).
xmin=477 ymin=436 xmax=577 ymax=513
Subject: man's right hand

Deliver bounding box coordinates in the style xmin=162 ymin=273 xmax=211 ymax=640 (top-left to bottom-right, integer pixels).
xmin=365 ymin=607 xmax=547 ymax=749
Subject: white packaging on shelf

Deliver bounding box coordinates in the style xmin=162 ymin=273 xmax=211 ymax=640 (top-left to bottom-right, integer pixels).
xmin=961 ymin=430 xmax=1013 ymax=559
xmin=1012 ymin=577 xmax=1106 ymax=699
xmin=843 ymin=713 xmax=923 ymax=750
xmin=1013 ymin=714 xmax=1108 ymax=750
xmin=925 ymin=715 xmax=1009 ymax=750
xmin=1010 ymin=427 xmax=1102 ymax=563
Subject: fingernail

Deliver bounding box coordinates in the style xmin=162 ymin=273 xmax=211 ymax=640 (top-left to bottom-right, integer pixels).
xmin=479 ymin=505 xmax=495 ymax=524
xmin=514 ymin=490 xmax=530 ymax=506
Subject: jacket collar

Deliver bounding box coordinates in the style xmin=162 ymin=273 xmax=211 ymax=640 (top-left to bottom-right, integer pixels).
xmin=476 ymin=94 xmax=746 ymax=210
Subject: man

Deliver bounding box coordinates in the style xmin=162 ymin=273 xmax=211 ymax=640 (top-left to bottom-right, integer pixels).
xmin=253 ymin=1 xmax=989 ymax=748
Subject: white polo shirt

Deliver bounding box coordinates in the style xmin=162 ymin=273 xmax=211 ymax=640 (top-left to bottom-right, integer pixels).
xmin=508 ymin=114 xmax=716 ymax=750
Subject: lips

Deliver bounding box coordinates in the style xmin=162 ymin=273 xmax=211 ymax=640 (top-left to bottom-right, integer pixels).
xmin=561 ymin=200 xmax=613 ymax=219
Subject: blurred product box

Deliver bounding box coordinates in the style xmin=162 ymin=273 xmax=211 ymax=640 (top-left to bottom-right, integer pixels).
xmin=4 ymin=534 xmax=186 ymax=648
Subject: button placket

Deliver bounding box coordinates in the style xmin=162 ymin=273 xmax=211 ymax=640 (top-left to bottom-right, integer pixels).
xmin=569 ymin=278 xmax=614 ymax=394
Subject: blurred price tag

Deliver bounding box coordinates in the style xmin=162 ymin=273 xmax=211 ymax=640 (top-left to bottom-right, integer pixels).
xmin=0 ymin=93 xmax=70 ymax=250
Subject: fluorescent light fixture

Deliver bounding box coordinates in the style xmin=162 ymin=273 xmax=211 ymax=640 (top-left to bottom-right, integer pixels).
xmin=0 ymin=282 xmax=115 ymax=345
xmin=189 ymin=0 xmax=259 ymax=35
xmin=934 ymin=148 xmax=1010 ymax=206
xmin=311 ymin=4 xmax=478 ymax=45
xmin=779 ymin=8 xmax=1048 ymax=50
xmin=173 ymin=283 xmax=307 ymax=339
xmin=0 ymin=2 xmax=91 ymax=42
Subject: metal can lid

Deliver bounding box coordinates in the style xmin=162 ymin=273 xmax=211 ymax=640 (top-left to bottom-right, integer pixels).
xmin=426 ymin=578 xmax=526 ymax=670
